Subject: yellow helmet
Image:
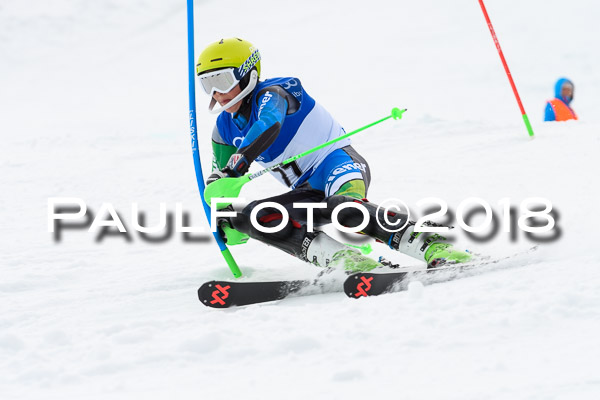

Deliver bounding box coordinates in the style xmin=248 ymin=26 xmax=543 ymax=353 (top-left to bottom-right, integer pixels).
xmin=196 ymin=38 xmax=261 ymax=78
xmin=196 ymin=38 xmax=261 ymax=114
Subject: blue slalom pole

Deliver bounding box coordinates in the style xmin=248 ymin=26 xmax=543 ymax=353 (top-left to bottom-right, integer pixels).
xmin=186 ymin=0 xmax=242 ymax=278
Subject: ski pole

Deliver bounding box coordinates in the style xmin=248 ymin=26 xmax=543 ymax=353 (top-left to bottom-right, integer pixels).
xmin=205 ymin=107 xmax=406 ymax=205
xmin=187 ymin=0 xmax=242 ymax=278
xmin=477 ymin=0 xmax=534 ymax=138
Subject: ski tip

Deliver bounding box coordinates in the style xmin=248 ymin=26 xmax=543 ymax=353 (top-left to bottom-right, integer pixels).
xmin=343 ymin=271 xmax=409 ymax=298
xmin=198 ymin=281 xmax=234 ymax=308
xmin=343 ymin=273 xmax=375 ymax=299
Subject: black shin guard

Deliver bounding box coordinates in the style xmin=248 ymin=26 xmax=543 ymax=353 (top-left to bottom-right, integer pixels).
xmin=230 ymin=200 xmax=316 ymax=261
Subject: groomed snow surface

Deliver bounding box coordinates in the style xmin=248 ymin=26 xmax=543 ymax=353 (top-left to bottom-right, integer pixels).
xmin=1 ymin=0 xmax=599 ymax=399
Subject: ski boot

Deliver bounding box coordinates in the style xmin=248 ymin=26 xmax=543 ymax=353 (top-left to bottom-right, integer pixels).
xmin=305 ymin=232 xmax=382 ymax=272
xmin=326 ymin=195 xmax=472 ymax=268
xmin=424 ymin=243 xmax=472 ymax=268
xmin=391 ymin=223 xmax=472 ymax=268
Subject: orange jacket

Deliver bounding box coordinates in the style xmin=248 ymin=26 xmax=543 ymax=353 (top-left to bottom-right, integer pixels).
xmin=545 ymin=98 xmax=577 ymax=122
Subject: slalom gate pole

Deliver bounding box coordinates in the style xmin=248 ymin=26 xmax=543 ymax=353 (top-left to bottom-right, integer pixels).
xmin=204 ymin=108 xmax=406 ymax=205
xmin=186 ymin=0 xmax=242 ymax=278
xmin=477 ymin=0 xmax=534 ymax=138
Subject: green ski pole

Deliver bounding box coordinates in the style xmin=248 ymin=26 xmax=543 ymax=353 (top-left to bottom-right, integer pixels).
xmin=205 ymin=107 xmax=406 ymax=206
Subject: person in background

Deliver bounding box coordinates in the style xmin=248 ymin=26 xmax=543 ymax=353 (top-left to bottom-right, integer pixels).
xmin=544 ymin=78 xmax=577 ymax=121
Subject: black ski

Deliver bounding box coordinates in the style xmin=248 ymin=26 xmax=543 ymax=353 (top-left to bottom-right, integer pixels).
xmin=343 ymin=262 xmax=491 ymax=299
xmin=344 ymin=262 xmax=493 ymax=298
xmin=344 ymin=246 xmax=539 ymax=298
xmin=198 ymin=279 xmax=311 ymax=308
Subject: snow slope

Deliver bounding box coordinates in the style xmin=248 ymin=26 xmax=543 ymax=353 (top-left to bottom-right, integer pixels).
xmin=1 ymin=0 xmax=599 ymax=399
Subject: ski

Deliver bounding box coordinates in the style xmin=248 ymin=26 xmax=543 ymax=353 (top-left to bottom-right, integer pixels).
xmin=198 ymin=279 xmax=312 ymax=308
xmin=344 ymin=246 xmax=538 ymax=298
xmin=200 ymin=247 xmax=538 ymax=306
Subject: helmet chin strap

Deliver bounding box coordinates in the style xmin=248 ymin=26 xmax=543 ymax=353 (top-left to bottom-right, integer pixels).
xmin=208 ymin=70 xmax=258 ymax=114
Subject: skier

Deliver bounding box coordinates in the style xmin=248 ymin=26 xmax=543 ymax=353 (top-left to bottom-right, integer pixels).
xmin=544 ymin=78 xmax=577 ymax=122
xmin=197 ymin=38 xmax=471 ymax=272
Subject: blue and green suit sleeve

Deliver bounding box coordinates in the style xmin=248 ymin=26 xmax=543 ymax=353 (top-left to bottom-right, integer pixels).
xmin=236 ymin=88 xmax=288 ymax=163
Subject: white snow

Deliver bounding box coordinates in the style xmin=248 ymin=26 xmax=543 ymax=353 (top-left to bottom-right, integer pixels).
xmin=1 ymin=0 xmax=599 ymax=399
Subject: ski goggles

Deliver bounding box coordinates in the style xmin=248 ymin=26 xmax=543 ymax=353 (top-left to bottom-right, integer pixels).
xmin=198 ymin=49 xmax=261 ymax=95
xmin=199 ymin=68 xmax=239 ymax=95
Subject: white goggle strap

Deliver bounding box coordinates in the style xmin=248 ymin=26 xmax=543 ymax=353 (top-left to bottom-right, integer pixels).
xmin=208 ymin=69 xmax=259 ymax=114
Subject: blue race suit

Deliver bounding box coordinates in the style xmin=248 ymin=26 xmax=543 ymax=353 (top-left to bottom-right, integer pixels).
xmin=212 ymin=77 xmax=370 ymax=197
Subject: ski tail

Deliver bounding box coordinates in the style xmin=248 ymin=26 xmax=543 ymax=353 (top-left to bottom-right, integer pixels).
xmin=344 ymin=272 xmax=409 ymax=298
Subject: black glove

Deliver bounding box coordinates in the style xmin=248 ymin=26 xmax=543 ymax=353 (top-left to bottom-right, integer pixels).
xmin=209 ymin=204 xmax=248 ymax=245
xmin=206 ymin=170 xmax=228 ymax=185
xmin=214 ymin=204 xmax=235 ymax=239
xmin=206 ymin=153 xmax=250 ymax=185
xmin=223 ymin=153 xmax=250 ymax=177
